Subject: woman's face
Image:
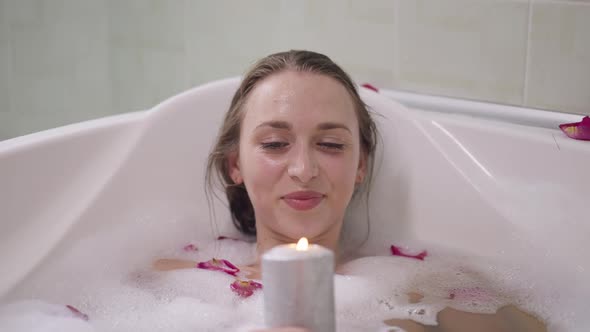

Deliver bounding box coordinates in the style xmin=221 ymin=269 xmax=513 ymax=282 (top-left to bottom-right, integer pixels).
xmin=230 ymin=70 xmax=366 ymax=241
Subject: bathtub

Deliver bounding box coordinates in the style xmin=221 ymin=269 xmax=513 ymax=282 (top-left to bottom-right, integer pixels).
xmin=1 ymin=77 xmax=589 ymax=329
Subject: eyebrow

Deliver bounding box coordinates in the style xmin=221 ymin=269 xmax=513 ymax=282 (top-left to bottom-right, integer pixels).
xmin=255 ymin=121 xmax=291 ymax=130
xmin=317 ymin=122 xmax=352 ymax=134
xmin=255 ymin=121 xmax=352 ymax=134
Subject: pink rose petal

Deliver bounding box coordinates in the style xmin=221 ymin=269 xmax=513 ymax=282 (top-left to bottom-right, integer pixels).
xmin=197 ymin=258 xmax=240 ymax=276
xmin=390 ymin=245 xmax=428 ymax=261
xmin=559 ymin=116 xmax=590 ymax=141
xmin=66 ymin=305 xmax=89 ymax=321
xmin=230 ymin=279 xmax=263 ymax=298
xmin=361 ymin=83 xmax=379 ymax=93
xmin=183 ymin=243 xmax=198 ymax=252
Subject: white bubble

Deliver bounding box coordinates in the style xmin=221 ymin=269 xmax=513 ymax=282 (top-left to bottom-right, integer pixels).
xmin=1 ymin=232 xmax=587 ymax=331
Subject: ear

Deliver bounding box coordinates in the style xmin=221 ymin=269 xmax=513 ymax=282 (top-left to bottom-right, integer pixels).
xmin=355 ymin=150 xmax=367 ymax=184
xmin=227 ymin=151 xmax=243 ymax=185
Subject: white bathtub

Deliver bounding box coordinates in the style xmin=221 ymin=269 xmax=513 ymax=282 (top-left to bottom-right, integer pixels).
xmin=1 ymin=78 xmax=589 ymax=329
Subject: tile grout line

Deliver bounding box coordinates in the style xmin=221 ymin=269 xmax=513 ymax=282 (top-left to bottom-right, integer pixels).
xmin=523 ymin=0 xmax=534 ymax=107
xmin=393 ymin=0 xmax=399 ymax=87
xmin=183 ymin=0 xmax=190 ymax=90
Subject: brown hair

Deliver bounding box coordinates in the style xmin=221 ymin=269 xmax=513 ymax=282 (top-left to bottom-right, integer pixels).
xmin=206 ymin=50 xmax=378 ymax=236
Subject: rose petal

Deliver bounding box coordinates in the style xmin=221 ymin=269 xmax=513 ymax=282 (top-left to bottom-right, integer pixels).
xmin=65 ymin=305 xmax=89 ymax=321
xmin=361 ymin=83 xmax=379 ymax=93
xmin=197 ymin=258 xmax=240 ymax=276
xmin=230 ymin=279 xmax=263 ymax=298
xmin=183 ymin=244 xmax=198 ymax=252
xmin=559 ymin=116 xmax=590 ymax=141
xmin=390 ymin=245 xmax=428 ymax=261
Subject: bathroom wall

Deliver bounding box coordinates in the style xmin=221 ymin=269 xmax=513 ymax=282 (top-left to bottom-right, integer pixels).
xmin=1 ymin=0 xmax=589 ymax=140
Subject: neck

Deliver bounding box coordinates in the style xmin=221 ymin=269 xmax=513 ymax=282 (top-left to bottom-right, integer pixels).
xmin=254 ymin=224 xmax=342 ymax=265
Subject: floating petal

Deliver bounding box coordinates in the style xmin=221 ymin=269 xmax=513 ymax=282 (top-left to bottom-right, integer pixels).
xmin=390 ymin=245 xmax=428 ymax=261
xmin=230 ymin=279 xmax=263 ymax=298
xmin=65 ymin=305 xmax=89 ymax=321
xmin=197 ymin=258 xmax=240 ymax=276
xmin=182 ymin=243 xmax=198 ymax=252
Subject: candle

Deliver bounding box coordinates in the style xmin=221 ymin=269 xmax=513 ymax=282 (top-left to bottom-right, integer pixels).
xmin=262 ymin=237 xmax=335 ymax=332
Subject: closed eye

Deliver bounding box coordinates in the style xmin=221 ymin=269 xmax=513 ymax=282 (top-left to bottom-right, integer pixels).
xmin=318 ymin=142 xmax=345 ymax=150
xmin=261 ymin=142 xmax=289 ymax=150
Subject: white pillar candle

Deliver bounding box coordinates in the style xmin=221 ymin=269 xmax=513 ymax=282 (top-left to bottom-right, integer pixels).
xmin=262 ymin=237 xmax=335 ymax=332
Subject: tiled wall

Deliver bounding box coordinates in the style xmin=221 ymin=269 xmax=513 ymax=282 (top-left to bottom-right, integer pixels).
xmin=1 ymin=0 xmax=589 ymax=140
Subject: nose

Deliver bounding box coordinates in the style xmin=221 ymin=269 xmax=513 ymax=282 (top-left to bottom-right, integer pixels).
xmin=287 ymin=144 xmax=319 ymax=184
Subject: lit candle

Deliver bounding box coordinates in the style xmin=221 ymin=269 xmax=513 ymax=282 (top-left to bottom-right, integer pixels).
xmin=262 ymin=237 xmax=335 ymax=332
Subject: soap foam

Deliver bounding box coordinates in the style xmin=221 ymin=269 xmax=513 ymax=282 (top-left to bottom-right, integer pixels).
xmin=0 ymin=226 xmax=587 ymax=332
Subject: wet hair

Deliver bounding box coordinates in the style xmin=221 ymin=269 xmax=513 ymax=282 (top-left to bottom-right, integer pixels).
xmin=205 ymin=50 xmax=378 ymax=236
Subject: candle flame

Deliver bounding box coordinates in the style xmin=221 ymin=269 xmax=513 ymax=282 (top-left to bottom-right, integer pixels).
xmin=296 ymin=237 xmax=309 ymax=251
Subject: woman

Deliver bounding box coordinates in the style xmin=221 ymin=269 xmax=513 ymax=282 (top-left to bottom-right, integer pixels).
xmin=207 ymin=49 xmax=377 ymax=270
xmin=156 ymin=50 xmax=377 ymax=332
xmin=154 ymin=50 xmax=546 ymax=332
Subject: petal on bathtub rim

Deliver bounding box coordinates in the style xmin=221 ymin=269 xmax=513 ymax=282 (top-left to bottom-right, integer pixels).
xmin=361 ymin=83 xmax=379 ymax=93
xmin=559 ymin=116 xmax=590 ymax=141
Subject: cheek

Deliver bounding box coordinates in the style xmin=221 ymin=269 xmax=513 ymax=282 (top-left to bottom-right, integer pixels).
xmin=241 ymin=152 xmax=285 ymax=199
xmin=320 ymin=154 xmax=359 ymax=194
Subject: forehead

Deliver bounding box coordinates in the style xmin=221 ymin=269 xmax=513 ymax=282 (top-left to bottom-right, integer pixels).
xmin=242 ymin=70 xmax=358 ymax=130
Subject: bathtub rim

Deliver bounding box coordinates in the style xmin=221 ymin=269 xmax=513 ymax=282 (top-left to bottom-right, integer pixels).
xmin=0 ymin=111 xmax=146 ymax=154
xmin=0 ymin=82 xmax=586 ymax=148
xmin=380 ymin=88 xmax=582 ymax=130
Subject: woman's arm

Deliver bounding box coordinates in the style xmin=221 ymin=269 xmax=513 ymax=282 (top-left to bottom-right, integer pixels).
xmin=152 ymin=258 xmax=197 ymax=271
xmin=153 ymin=258 xmax=260 ymax=278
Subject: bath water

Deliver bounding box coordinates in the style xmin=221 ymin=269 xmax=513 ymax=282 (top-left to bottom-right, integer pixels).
xmin=0 ymin=230 xmax=585 ymax=332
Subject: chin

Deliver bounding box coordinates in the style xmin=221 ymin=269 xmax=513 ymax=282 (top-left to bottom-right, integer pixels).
xmin=280 ymin=216 xmax=333 ymax=240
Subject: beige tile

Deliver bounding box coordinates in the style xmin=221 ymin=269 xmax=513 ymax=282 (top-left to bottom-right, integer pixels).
xmin=0 ymin=107 xmax=82 ymax=139
xmin=10 ymin=4 xmax=108 ymax=76
xmin=185 ymin=0 xmax=288 ymax=86
xmin=0 ymin=0 xmax=11 ymax=44
xmin=107 ymin=0 xmax=186 ymax=51
xmin=185 ymin=0 xmax=396 ymax=88
xmin=10 ymin=24 xmax=65 ymax=77
xmin=349 ymin=0 xmax=396 ymax=24
xmin=1 ymin=0 xmax=43 ymax=26
xmin=301 ymin=0 xmax=397 ymax=87
xmin=109 ymin=46 xmax=143 ymax=112
xmin=109 ymin=46 xmax=188 ymax=113
xmin=0 ymin=111 xmax=21 ymax=140
xmin=141 ymin=48 xmax=190 ymax=107
xmin=0 ymin=40 xmax=12 ymax=114
xmin=11 ymin=74 xmax=70 ymax=120
xmin=0 ymin=1 xmax=11 ymax=115
xmin=71 ymin=40 xmax=111 ymax=118
xmin=8 ymin=66 xmax=111 ymax=137
xmin=0 ymin=112 xmax=14 ymax=140
xmin=526 ymin=0 xmax=590 ymax=115
xmin=41 ymin=0 xmax=107 ymax=27
xmin=5 ymin=0 xmax=111 ymax=137
xmin=396 ymin=0 xmax=529 ymax=104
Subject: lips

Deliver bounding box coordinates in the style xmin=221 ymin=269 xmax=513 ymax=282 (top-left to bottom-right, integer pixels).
xmin=282 ymin=191 xmax=325 ymax=211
